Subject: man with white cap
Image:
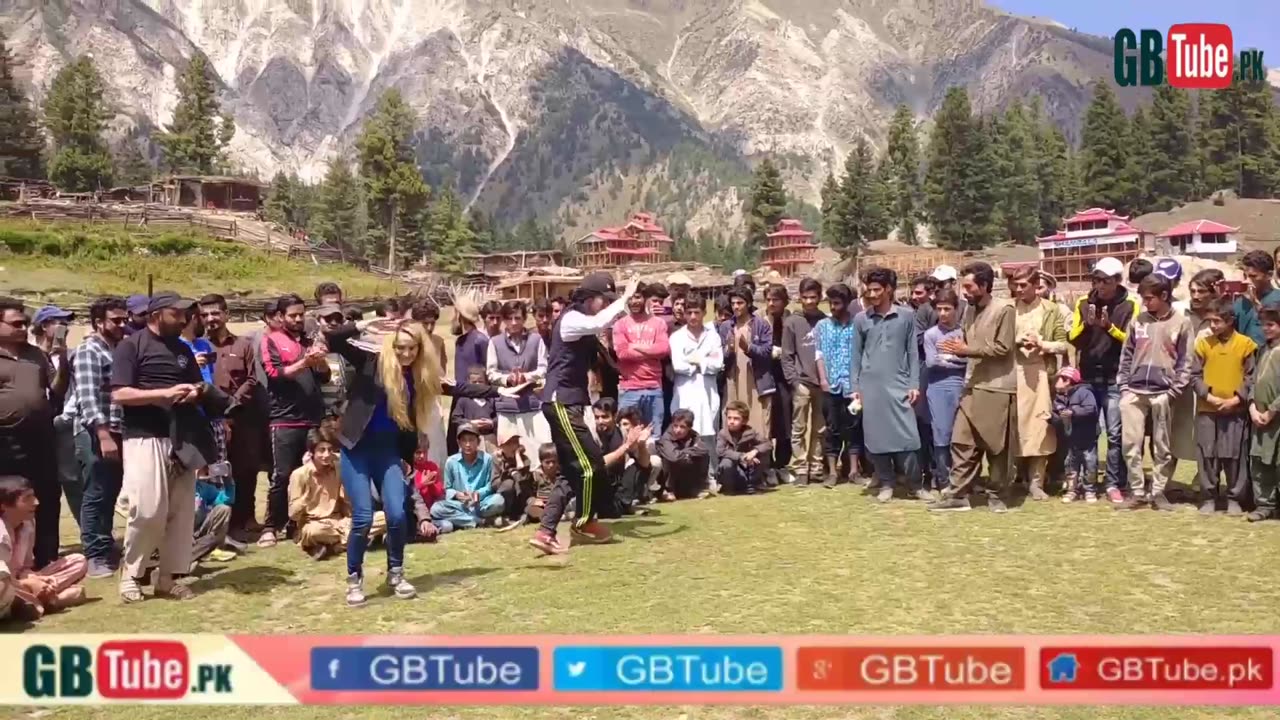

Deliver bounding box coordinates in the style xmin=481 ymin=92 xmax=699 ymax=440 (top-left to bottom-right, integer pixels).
xmin=931 ymin=265 xmax=967 ymax=318
xmin=1068 ymin=256 xmax=1140 ymax=503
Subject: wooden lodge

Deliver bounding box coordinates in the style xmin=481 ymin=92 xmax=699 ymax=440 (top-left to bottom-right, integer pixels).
xmin=158 ymin=175 xmax=267 ymax=212
xmin=761 ymin=219 xmax=817 ymax=277
xmin=460 ymin=250 xmax=564 ymax=276
xmin=1155 ymin=219 xmax=1239 ymax=258
xmin=573 ymin=212 xmax=673 ymax=270
xmin=1037 ymin=208 xmax=1153 ymax=282
xmin=495 ymin=268 xmax=584 ymax=303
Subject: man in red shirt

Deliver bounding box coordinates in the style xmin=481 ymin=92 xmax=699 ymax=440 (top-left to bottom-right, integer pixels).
xmin=613 ymin=283 xmax=670 ymax=431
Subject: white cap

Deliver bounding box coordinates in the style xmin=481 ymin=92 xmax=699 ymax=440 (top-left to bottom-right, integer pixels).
xmin=931 ymin=265 xmax=958 ymax=282
xmin=666 ymin=272 xmax=692 ymax=286
xmin=732 ymin=269 xmax=747 ymax=277
xmin=1091 ymin=256 xmax=1125 ymax=278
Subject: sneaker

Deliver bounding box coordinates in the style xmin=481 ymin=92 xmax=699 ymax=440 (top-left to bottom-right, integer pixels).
xmin=1247 ymin=510 xmax=1273 ymax=522
xmin=492 ymin=516 xmax=508 ymax=529
xmin=777 ymin=469 xmax=795 ymax=485
xmin=1029 ymin=485 xmax=1049 ymax=501
xmin=386 ymin=568 xmax=417 ymax=600
xmin=529 ymin=529 xmax=567 ymax=556
xmin=987 ymin=496 xmax=1009 ymax=514
xmin=257 ymin=529 xmax=278 ymax=548
xmin=1085 ymin=491 xmax=1099 ymax=504
xmin=877 ymin=486 xmax=893 ymax=503
xmin=1226 ymin=500 xmax=1244 ymax=516
xmin=914 ymin=489 xmax=936 ymax=502
xmin=1061 ymin=490 xmax=1079 ymax=504
xmin=1151 ymin=493 xmax=1175 ymax=512
xmin=1199 ymin=500 xmax=1217 ymax=515
xmin=86 ymin=557 xmax=115 ymax=579
xmin=822 ymin=475 xmax=838 ymax=489
xmin=927 ymin=496 xmax=972 ymax=512
xmin=345 ymin=573 xmax=366 ymax=607
xmin=207 ymin=549 xmax=237 ymax=562
xmin=1106 ymin=488 xmax=1125 ymax=504
xmin=571 ymin=519 xmax=612 ymax=544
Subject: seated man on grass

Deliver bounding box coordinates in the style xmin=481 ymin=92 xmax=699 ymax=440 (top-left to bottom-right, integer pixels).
xmin=289 ymin=429 xmax=385 ymax=560
xmin=596 ymin=400 xmax=655 ymax=515
xmin=191 ymin=475 xmax=237 ymax=568
xmin=656 ymin=409 xmax=710 ymax=499
xmin=492 ymin=430 xmax=532 ymax=527
xmin=431 ymin=424 xmax=504 ymax=533
xmin=716 ymin=400 xmax=773 ymax=494
xmin=1 ymin=476 xmax=87 ymax=621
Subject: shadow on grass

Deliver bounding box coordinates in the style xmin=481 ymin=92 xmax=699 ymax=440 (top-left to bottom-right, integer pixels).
xmin=402 ymin=566 xmax=499 ymax=594
xmin=197 ymin=565 xmax=295 ymax=594
xmin=608 ymin=518 xmax=688 ymax=540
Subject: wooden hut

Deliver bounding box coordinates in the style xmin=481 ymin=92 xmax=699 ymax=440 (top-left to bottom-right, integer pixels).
xmin=159 ymin=175 xmax=267 ymax=212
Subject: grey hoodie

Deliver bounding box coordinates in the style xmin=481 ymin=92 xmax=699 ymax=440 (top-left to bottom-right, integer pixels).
xmin=782 ymin=311 xmax=825 ymax=389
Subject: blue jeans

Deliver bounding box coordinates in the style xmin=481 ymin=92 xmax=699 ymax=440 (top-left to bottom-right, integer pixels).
xmin=1066 ymin=445 xmax=1100 ymax=492
xmin=1090 ymin=382 xmax=1126 ymax=490
xmin=932 ymin=445 xmax=952 ymax=490
xmin=340 ymin=431 xmax=408 ymax=577
xmin=430 ymin=494 xmax=505 ymax=532
xmin=74 ymin=428 xmax=123 ymax=563
xmin=619 ymin=389 xmax=665 ymax=430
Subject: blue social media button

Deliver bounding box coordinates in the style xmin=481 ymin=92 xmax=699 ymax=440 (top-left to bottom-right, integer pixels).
xmin=554 ymin=646 xmax=783 ymax=692
xmin=311 ymin=647 xmax=539 ymax=691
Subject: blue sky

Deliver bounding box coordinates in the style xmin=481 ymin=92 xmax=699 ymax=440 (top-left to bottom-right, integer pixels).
xmin=993 ymin=0 xmax=1276 ymax=59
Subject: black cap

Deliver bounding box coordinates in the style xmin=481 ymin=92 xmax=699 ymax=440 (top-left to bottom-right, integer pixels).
xmin=580 ymin=272 xmax=618 ymax=302
xmin=148 ymin=291 xmax=195 ymax=313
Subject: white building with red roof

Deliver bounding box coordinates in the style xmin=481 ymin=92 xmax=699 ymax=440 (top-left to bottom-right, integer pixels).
xmin=574 ymin=211 xmax=674 ymax=270
xmin=1037 ymin=208 xmax=1153 ymax=282
xmin=1155 ymin=219 xmax=1239 ymax=257
xmin=762 ymin=219 xmax=818 ymax=277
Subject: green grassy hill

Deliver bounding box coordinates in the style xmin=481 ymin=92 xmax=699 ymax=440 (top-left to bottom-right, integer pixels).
xmin=0 ymin=220 xmax=405 ymax=303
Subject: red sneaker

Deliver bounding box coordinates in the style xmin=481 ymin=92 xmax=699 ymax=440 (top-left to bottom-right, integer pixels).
xmin=570 ymin=519 xmax=613 ymax=544
xmin=1106 ymin=487 xmax=1124 ymax=504
xmin=529 ymin=529 xmax=567 ymax=556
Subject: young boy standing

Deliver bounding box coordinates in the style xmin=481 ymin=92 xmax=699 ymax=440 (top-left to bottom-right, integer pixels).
xmin=1191 ymin=299 xmax=1257 ymax=515
xmin=1248 ymin=306 xmax=1280 ymax=522
xmin=1116 ymin=275 xmax=1193 ymax=511
xmin=1054 ymin=367 xmax=1100 ymax=503
xmin=716 ymin=401 xmax=773 ymax=495
xmin=290 ymin=429 xmax=385 ymax=559
xmin=814 ymin=283 xmax=862 ymax=487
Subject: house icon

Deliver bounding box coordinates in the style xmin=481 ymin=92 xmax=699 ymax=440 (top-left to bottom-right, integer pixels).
xmin=1047 ymin=653 xmax=1079 ymax=684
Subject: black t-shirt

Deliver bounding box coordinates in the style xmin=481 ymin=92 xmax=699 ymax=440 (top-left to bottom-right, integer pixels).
xmin=111 ymin=328 xmax=202 ymax=439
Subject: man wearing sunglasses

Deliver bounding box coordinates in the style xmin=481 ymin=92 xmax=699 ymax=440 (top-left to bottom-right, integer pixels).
xmin=0 ymin=296 xmax=68 ymax=569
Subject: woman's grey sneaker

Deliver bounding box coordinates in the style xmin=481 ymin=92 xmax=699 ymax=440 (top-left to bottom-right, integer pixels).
xmin=346 ymin=573 xmax=367 ymax=607
xmin=877 ymin=486 xmax=893 ymax=503
xmin=926 ymin=496 xmax=971 ymax=512
xmin=987 ymin=496 xmax=1009 ymax=514
xmin=86 ymin=558 xmax=114 ymax=579
xmin=387 ymin=568 xmax=417 ymax=600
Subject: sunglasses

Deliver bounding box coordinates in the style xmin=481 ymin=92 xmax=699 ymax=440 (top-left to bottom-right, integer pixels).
xmin=103 ymin=316 xmax=128 ymax=326
xmin=1 ymin=318 xmax=29 ymax=329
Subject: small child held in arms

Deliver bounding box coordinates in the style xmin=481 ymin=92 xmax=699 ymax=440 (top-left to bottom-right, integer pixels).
xmin=289 ymin=429 xmax=385 ymax=560
xmin=1054 ymin=367 xmax=1100 ymax=503
xmin=1 ymin=476 xmax=87 ymax=621
xmin=716 ymin=400 xmax=773 ymax=495
xmin=656 ymin=409 xmax=710 ymax=499
xmin=408 ymin=448 xmax=442 ymax=543
xmin=1191 ymin=298 xmax=1257 ymax=515
xmin=1248 ymin=306 xmax=1280 ymax=522
xmin=451 ymin=366 xmax=497 ymax=450
xmin=431 ymin=424 xmax=503 ymax=533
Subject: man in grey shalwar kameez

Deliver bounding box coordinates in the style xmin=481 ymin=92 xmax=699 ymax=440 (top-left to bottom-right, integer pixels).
xmin=849 ymin=268 xmax=927 ymax=503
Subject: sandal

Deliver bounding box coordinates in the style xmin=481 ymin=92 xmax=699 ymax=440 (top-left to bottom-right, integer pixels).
xmin=257 ymin=530 xmax=278 ymax=548
xmin=119 ymin=579 xmax=145 ymax=604
xmin=157 ymin=583 xmax=196 ymax=601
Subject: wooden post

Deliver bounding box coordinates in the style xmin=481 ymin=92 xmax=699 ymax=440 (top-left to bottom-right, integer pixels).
xmin=387 ymin=198 xmax=398 ymax=273
xmin=147 ymin=273 xmax=153 ymax=298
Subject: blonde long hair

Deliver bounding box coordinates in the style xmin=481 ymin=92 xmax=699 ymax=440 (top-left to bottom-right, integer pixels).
xmin=376 ymin=322 xmax=443 ymax=431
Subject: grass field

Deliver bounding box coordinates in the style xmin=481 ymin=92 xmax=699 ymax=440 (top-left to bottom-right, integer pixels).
xmin=12 ymin=461 xmax=1280 ymax=720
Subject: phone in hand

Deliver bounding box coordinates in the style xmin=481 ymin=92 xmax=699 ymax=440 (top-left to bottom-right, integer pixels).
xmin=1218 ymin=280 xmax=1247 ymax=297
xmin=1085 ymin=304 xmax=1097 ymax=324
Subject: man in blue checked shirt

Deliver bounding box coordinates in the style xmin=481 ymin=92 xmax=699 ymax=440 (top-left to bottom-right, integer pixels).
xmin=813 ymin=282 xmax=864 ymax=488
xmin=68 ymin=296 xmax=130 ymax=578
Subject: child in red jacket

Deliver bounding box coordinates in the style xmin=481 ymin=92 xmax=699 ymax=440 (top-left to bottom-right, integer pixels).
xmin=409 ymin=449 xmax=443 ymax=542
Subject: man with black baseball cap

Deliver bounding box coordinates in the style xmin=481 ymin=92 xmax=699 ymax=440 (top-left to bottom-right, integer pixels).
xmin=530 ymin=271 xmax=639 ymax=555
xmin=110 ymin=290 xmax=229 ymax=602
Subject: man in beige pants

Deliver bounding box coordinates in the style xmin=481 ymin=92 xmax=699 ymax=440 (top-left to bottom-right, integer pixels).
xmin=111 ymin=291 xmax=229 ymax=603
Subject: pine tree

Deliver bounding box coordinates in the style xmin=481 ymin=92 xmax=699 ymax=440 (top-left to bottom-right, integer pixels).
xmin=745 ymin=158 xmax=786 ymax=247
xmin=0 ymin=31 xmax=44 ymax=179
xmin=357 ymin=89 xmax=430 ymax=271
xmin=994 ymin=101 xmax=1041 ymax=244
xmin=1121 ymin=106 xmax=1155 ymax=214
xmin=1198 ymin=65 xmax=1279 ymax=198
xmin=968 ymin=116 xmax=1003 ymax=246
xmin=1034 ymin=112 xmax=1073 ymax=235
xmin=312 ymin=155 xmax=365 ymax=255
xmin=925 ymin=87 xmax=990 ymax=249
xmin=44 ymin=56 xmax=113 ymax=191
xmin=868 ymin=158 xmax=893 ymax=242
xmin=263 ymin=171 xmax=294 ymax=227
xmin=1079 ymin=82 xmax=1133 ymax=212
xmin=830 ymin=140 xmax=876 ymax=256
xmin=819 ymin=171 xmax=842 ymax=245
xmin=1146 ymin=85 xmax=1196 ymax=210
xmin=113 ymin=140 xmax=153 ymax=186
xmin=884 ymin=104 xmax=922 ymax=244
xmin=421 ymin=186 xmax=474 ymax=274
xmin=155 ymin=54 xmax=235 ymax=174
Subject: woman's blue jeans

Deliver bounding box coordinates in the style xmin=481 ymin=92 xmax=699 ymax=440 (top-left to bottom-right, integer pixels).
xmin=341 ymin=431 xmax=408 ymax=577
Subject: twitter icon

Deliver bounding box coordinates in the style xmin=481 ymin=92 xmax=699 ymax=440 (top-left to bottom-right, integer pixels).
xmin=554 ymin=648 xmax=600 ymax=690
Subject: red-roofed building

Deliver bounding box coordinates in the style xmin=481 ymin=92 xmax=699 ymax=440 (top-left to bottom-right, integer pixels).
xmin=573 ymin=212 xmax=673 ymax=270
xmin=1037 ymin=208 xmax=1154 ymax=282
xmin=1155 ymin=219 xmax=1239 ymax=257
xmin=762 ymin=219 xmax=818 ymax=277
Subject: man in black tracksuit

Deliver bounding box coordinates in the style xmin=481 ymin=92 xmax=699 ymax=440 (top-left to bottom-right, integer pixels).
xmin=530 ymin=273 xmax=639 ymax=555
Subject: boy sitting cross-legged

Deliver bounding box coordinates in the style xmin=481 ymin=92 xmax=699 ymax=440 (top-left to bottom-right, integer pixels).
xmin=289 ymin=428 xmax=386 ymax=560
xmin=431 ymin=424 xmax=504 ymax=533
xmin=716 ymin=400 xmax=773 ymax=495
xmin=1 ymin=475 xmax=88 ymax=621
